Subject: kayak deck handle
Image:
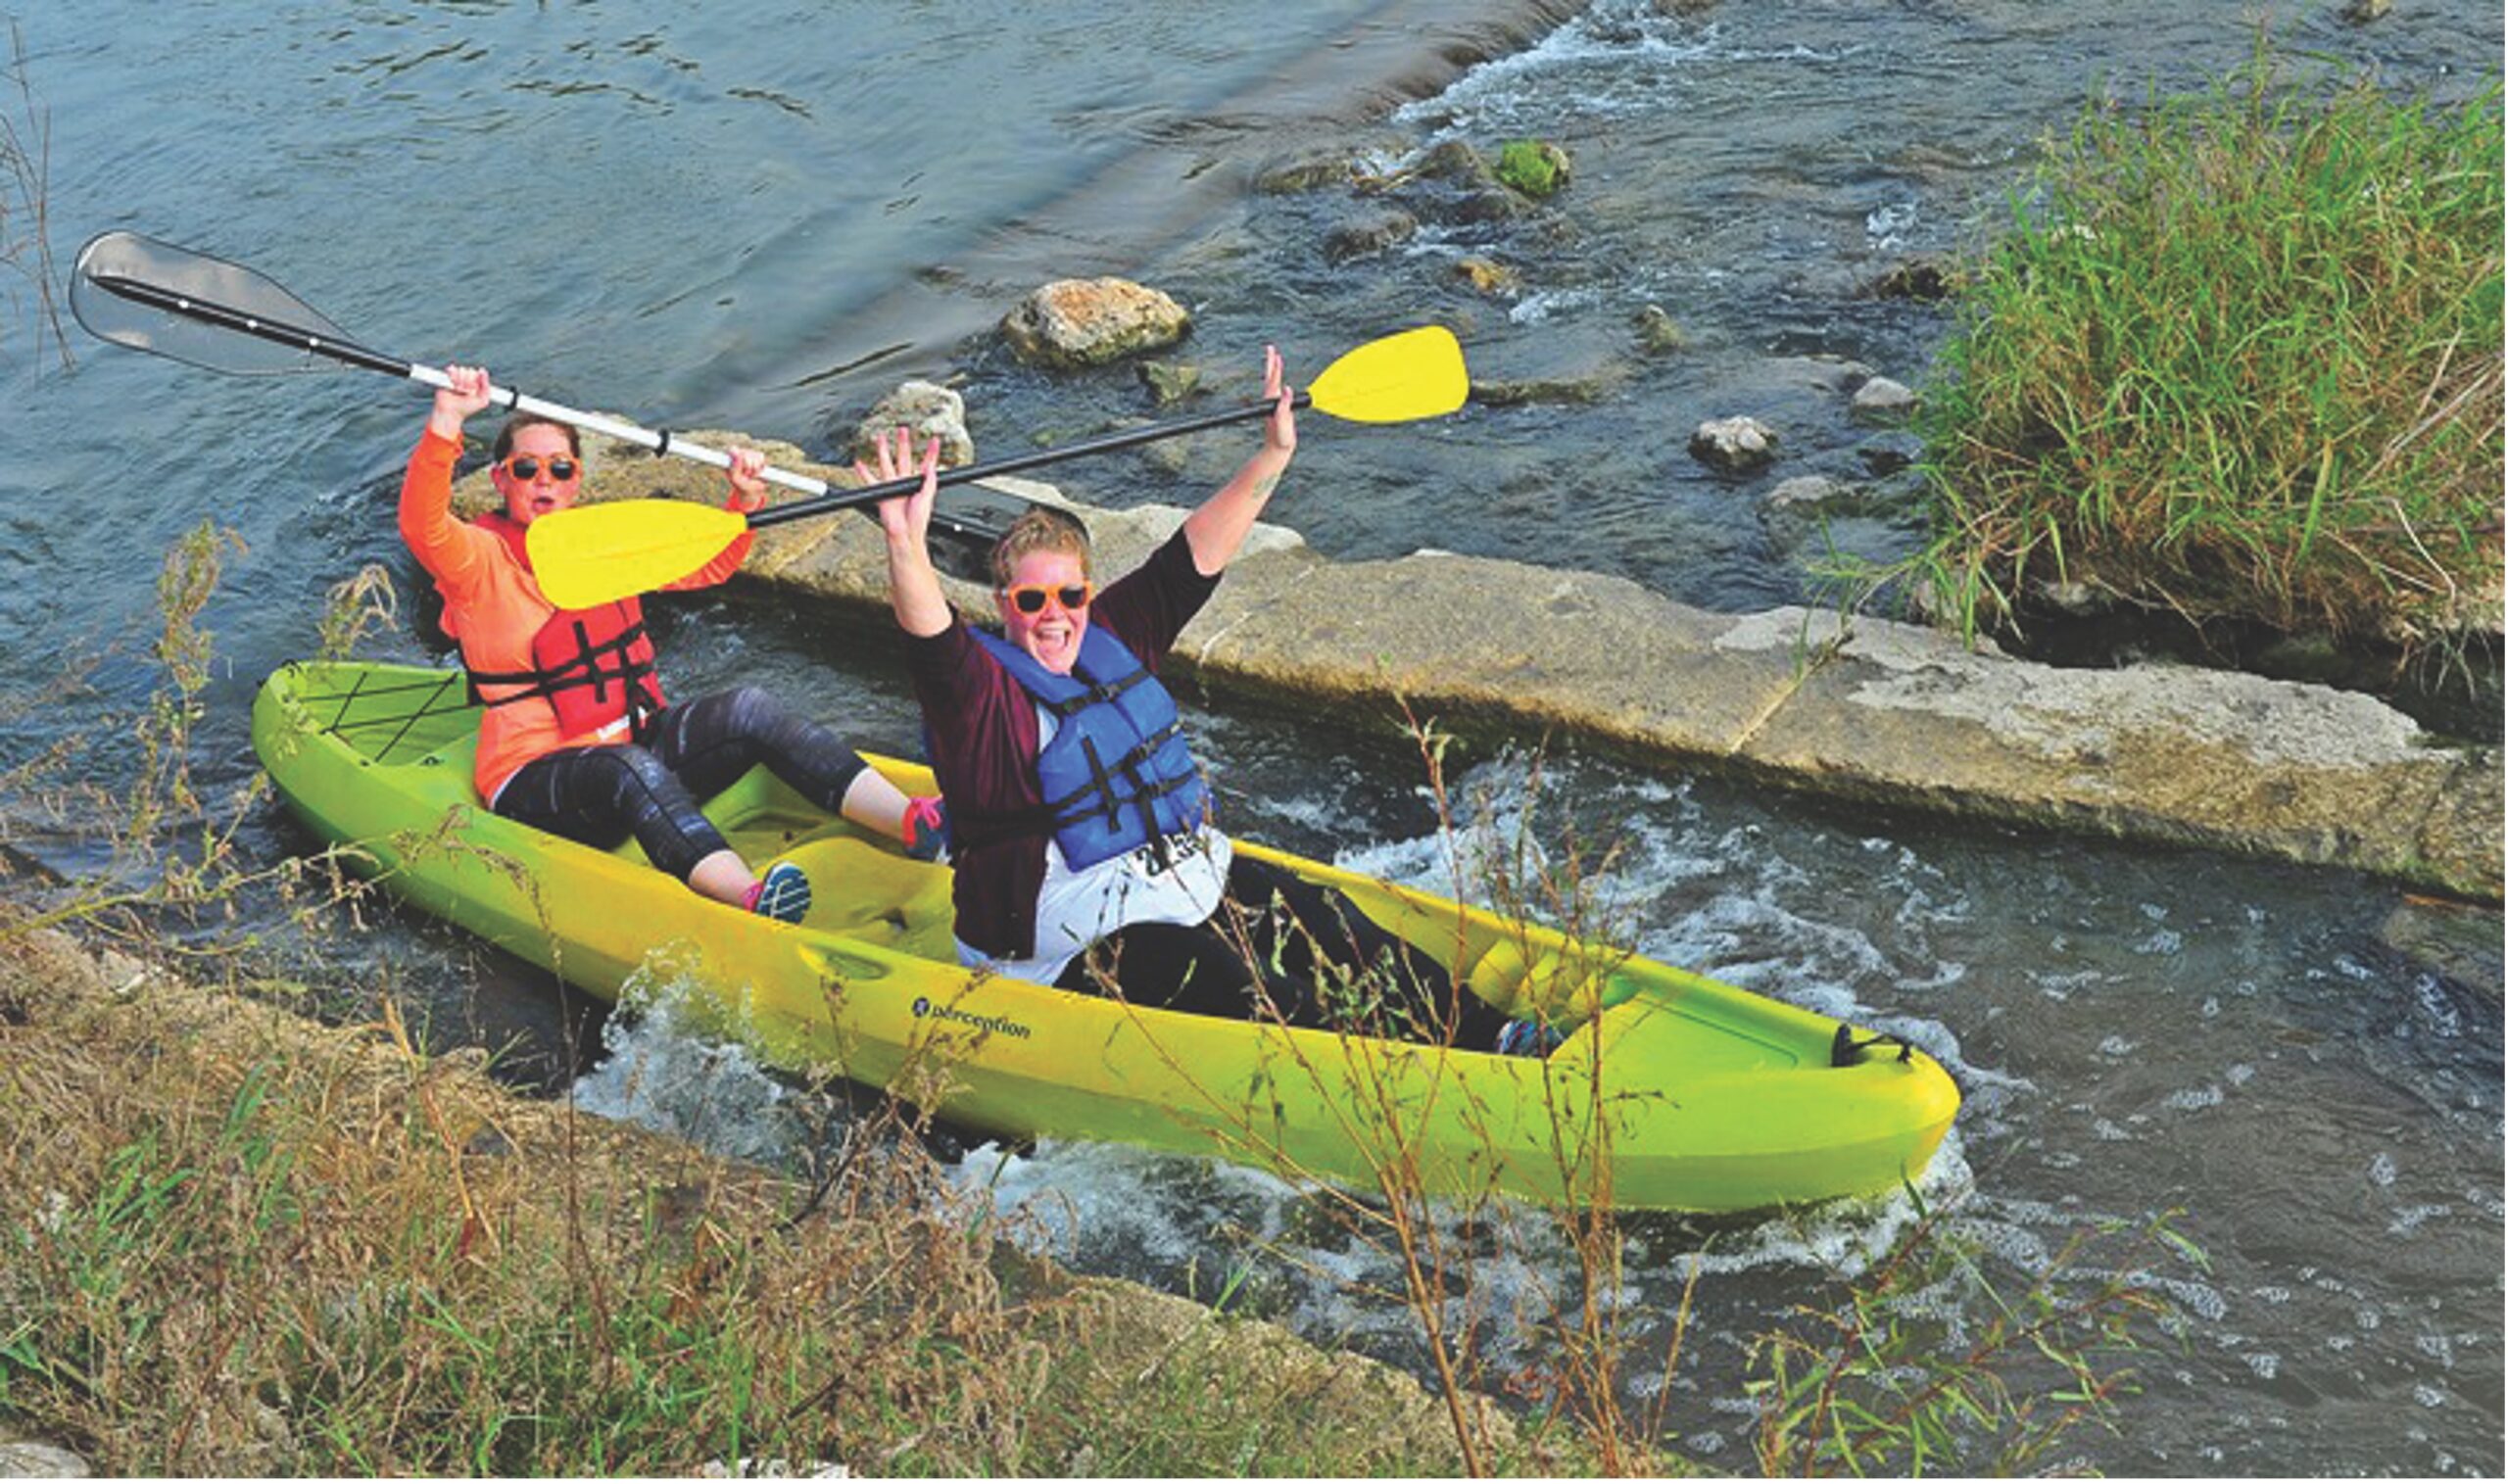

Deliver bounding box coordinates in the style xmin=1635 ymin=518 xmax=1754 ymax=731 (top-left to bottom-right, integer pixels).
xmin=1831 ymin=1025 xmax=1914 ymax=1068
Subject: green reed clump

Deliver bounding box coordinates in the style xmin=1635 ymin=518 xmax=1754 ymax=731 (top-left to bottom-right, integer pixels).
xmin=1748 ymin=1198 xmax=2199 ymax=1475
xmin=1908 ymin=52 xmax=2502 ymax=646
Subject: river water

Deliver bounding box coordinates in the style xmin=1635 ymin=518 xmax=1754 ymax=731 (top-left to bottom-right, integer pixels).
xmin=3 ymin=2 xmax=2498 ymax=1474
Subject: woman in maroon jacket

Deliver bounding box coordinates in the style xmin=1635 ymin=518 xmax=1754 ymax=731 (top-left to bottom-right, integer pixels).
xmin=869 ymin=350 xmax=1526 ymax=1053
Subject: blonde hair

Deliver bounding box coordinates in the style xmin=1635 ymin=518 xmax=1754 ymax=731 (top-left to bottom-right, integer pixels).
xmin=989 ymin=507 xmax=1092 ymax=588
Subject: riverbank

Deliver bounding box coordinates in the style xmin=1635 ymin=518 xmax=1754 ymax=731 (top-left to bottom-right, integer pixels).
xmin=0 ymin=911 xmax=1561 ymax=1477
xmin=498 ymin=449 xmax=2502 ymax=905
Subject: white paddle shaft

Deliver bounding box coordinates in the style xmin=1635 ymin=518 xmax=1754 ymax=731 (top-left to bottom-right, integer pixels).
xmin=404 ymin=362 xmax=839 ymax=500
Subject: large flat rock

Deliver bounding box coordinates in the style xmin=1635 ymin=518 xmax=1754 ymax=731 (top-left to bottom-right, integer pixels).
xmin=1191 ymin=551 xmax=1810 ymax=757
xmin=1732 ymin=609 xmax=2501 ymax=894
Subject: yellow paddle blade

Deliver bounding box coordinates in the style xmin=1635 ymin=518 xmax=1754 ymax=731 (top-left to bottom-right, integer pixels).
xmin=526 ymin=500 xmax=751 ymax=608
xmin=1307 ymin=325 xmax=1468 ymax=423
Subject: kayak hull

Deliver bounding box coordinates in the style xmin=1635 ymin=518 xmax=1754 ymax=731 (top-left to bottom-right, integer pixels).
xmin=254 ymin=660 xmax=1959 ymax=1213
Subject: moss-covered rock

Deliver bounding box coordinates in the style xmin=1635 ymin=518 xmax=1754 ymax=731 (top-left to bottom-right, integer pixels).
xmin=1633 ymin=303 xmax=1688 ymax=354
xmin=1494 ymin=138 xmax=1571 ymax=198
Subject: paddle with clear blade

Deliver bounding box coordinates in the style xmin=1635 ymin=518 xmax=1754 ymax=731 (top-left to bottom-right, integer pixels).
xmin=69 ymin=229 xmax=1013 ymax=557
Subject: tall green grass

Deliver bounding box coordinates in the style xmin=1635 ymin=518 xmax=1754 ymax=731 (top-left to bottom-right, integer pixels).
xmin=1907 ymin=51 xmax=2502 ymax=648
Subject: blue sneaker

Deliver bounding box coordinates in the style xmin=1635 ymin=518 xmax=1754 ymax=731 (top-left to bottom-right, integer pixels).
xmin=1494 ymin=1017 xmax=1565 ymax=1059
xmin=746 ymin=861 xmax=812 ymax=924
xmin=901 ymin=794 xmax=951 ymax=863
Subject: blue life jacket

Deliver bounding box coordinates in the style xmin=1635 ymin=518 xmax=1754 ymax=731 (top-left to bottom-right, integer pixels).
xmin=967 ymin=625 xmax=1210 ymax=869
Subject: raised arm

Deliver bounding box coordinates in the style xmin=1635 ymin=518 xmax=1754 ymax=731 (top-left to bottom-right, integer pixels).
xmin=870 ymin=428 xmax=951 ymax=638
xmin=1181 ymin=344 xmax=1297 ymax=578
xmin=399 ymin=362 xmax=499 ymax=582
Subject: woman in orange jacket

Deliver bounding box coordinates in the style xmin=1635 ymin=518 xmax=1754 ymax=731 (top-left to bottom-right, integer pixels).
xmin=401 ymin=364 xmax=942 ymax=923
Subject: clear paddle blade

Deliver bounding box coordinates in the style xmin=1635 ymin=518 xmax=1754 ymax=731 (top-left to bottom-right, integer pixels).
xmin=72 ymin=231 xmax=359 ymax=375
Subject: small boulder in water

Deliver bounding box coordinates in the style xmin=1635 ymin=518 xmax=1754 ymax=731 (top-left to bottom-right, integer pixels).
xmin=1471 ymin=369 xmax=1619 ymax=407
xmin=849 ymin=380 xmax=974 ymax=468
xmin=1323 ymin=208 xmax=1420 ymax=264
xmin=1864 ymin=255 xmax=1959 ymax=302
xmin=1494 ymin=138 xmax=1572 ymax=199
xmin=1689 ymin=415 xmax=1780 ymax=473
xmin=1452 ymin=257 xmax=1521 ymax=296
xmin=1851 ymin=376 xmax=1920 ymax=423
xmin=1633 ymin=304 xmax=1689 ymax=355
xmin=1135 ymin=359 xmax=1203 ymax=407
xmin=1762 ymin=474 xmax=1856 ymax=512
xmin=1000 ymin=279 xmax=1191 ymax=370
xmin=1398 ymin=140 xmax=1533 ymax=225
xmin=1857 ymin=431 xmax=1924 ymax=475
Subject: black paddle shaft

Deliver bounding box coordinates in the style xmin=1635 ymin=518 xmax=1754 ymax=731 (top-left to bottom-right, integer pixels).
xmin=87 ymin=269 xmax=424 ymax=380
xmin=746 ymin=388 xmax=1315 ymax=532
xmin=86 ymin=242 xmax=1302 ymax=557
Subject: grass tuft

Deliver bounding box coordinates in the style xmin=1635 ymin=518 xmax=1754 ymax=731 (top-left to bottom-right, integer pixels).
xmin=1900 ymin=46 xmax=2502 ymax=653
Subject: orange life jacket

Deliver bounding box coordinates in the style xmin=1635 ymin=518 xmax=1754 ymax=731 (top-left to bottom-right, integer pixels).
xmin=464 ymin=511 xmax=666 ymax=742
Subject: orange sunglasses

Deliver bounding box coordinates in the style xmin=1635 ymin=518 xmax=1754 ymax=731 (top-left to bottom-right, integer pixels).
xmin=499 ymin=454 xmax=580 ymax=483
xmin=1004 ymin=582 xmax=1093 ymax=616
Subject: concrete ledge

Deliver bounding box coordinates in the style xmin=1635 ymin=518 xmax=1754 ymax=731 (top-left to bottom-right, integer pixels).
xmin=491 ymin=445 xmax=2503 ymax=902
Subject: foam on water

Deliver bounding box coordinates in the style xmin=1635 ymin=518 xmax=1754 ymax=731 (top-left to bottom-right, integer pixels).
xmin=1339 ymin=753 xmax=2020 ymax=1098
xmin=921 ymin=756 xmax=2002 ymax=1357
xmin=947 ymin=1121 xmax=1984 ymax=1376
xmin=569 ymin=969 xmax=814 ymax=1167
xmin=1390 ymin=0 xmax=1722 ymax=139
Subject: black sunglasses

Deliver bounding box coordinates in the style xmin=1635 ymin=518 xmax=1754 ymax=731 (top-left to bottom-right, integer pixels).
xmin=500 ymin=455 xmax=580 ymax=483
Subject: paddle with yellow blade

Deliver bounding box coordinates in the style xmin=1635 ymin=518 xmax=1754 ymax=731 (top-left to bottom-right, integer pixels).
xmin=522 ymin=324 xmax=1469 ymax=606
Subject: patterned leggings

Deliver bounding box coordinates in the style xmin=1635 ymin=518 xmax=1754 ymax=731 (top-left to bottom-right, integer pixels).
xmin=493 ymin=686 xmax=871 ymax=881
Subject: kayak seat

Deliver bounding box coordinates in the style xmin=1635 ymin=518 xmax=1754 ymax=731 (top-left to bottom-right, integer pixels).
xmin=770 ymin=834 xmax=956 ymax=959
xmin=1465 ymin=938 xmax=1550 ymax=1019
xmin=1464 ymin=936 xmax=1629 ymax=1025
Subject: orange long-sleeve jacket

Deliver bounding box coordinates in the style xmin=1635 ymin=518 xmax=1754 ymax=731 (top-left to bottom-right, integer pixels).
xmin=397 ymin=428 xmax=752 ymax=800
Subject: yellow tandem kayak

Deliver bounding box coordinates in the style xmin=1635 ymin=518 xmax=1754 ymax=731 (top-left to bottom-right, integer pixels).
xmin=253 ymin=659 xmax=1959 ymax=1213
